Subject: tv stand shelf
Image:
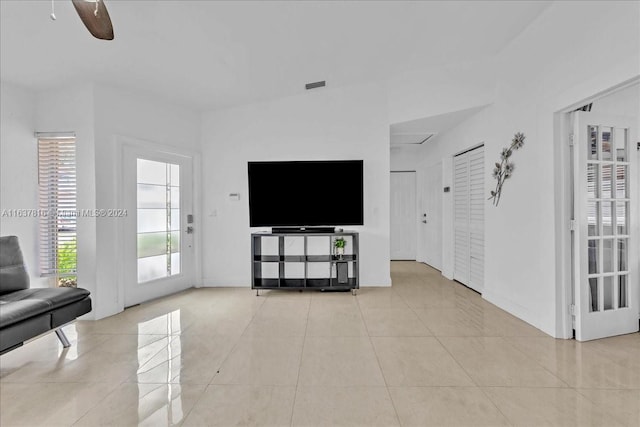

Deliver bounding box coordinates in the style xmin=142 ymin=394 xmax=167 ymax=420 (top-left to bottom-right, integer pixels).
xmin=251 ymin=231 xmax=359 ymax=294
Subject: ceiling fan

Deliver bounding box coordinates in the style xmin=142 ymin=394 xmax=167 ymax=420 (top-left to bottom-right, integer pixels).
xmin=50 ymin=0 xmax=114 ymax=40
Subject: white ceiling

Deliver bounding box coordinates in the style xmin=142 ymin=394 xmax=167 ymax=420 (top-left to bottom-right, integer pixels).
xmin=390 ymin=105 xmax=488 ymax=144
xmin=0 ymin=1 xmax=551 ymax=112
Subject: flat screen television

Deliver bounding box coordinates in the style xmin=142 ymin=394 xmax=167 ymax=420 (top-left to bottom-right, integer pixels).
xmin=248 ymin=160 xmax=364 ymax=228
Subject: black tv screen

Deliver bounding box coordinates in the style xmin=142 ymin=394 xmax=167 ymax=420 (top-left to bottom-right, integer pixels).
xmin=248 ymin=160 xmax=364 ymax=227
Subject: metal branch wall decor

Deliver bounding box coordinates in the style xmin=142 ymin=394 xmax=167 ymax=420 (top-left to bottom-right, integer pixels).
xmin=489 ymin=132 xmax=525 ymax=206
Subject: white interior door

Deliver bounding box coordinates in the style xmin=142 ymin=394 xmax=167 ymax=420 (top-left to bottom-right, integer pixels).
xmin=573 ymin=112 xmax=638 ymax=341
xmin=123 ymin=146 xmax=195 ymax=307
xmin=391 ymin=171 xmax=417 ymax=260
xmin=423 ymin=162 xmax=443 ymax=270
xmin=453 ymin=146 xmax=484 ymax=292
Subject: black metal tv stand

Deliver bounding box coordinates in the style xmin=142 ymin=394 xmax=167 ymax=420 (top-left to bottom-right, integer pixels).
xmin=251 ymin=231 xmax=359 ymax=295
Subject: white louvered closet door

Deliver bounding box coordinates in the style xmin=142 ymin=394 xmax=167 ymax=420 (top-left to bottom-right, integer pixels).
xmin=453 ymin=146 xmax=484 ymax=293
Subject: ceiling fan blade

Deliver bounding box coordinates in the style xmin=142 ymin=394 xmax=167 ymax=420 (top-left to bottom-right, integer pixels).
xmin=71 ymin=0 xmax=114 ymax=40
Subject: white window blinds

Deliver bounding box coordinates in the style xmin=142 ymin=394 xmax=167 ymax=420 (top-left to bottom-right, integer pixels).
xmin=38 ymin=136 xmax=77 ymax=279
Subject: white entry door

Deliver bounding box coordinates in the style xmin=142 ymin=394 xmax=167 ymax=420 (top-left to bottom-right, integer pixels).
xmin=123 ymin=146 xmax=195 ymax=307
xmin=572 ymin=112 xmax=638 ymax=341
xmin=453 ymin=145 xmax=484 ymax=292
xmin=423 ymin=162 xmax=443 ymax=270
xmin=391 ymin=171 xmax=417 ymax=260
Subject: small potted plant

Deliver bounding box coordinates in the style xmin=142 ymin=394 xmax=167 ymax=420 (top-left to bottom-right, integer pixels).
xmin=334 ymin=237 xmax=347 ymax=259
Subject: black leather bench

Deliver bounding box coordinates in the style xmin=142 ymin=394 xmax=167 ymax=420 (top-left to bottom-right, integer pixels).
xmin=0 ymin=236 xmax=92 ymax=354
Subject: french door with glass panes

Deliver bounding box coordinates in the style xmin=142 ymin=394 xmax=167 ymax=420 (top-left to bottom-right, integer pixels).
xmin=123 ymin=146 xmax=195 ymax=307
xmin=572 ymin=112 xmax=638 ymax=341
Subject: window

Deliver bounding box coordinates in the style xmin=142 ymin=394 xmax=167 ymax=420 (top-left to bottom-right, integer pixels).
xmin=136 ymin=158 xmax=181 ymax=283
xmin=38 ymin=136 xmax=77 ymax=287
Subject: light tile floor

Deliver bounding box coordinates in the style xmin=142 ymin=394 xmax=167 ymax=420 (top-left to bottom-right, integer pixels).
xmin=1 ymin=261 xmax=639 ymax=426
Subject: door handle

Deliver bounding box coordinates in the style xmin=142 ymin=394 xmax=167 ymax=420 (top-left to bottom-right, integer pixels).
xmin=186 ymin=226 xmax=194 ymax=234
xmin=422 ymin=220 xmax=427 ymax=223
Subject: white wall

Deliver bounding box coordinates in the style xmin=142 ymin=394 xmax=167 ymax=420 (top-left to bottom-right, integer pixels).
xmin=34 ymin=84 xmax=201 ymax=319
xmin=0 ymin=83 xmax=48 ymax=287
xmin=414 ymin=108 xmax=494 ymax=279
xmin=36 ymin=84 xmax=98 ymax=314
xmin=387 ymin=58 xmax=496 ymax=125
xmin=201 ymin=82 xmax=391 ymax=287
xmin=591 ymin=83 xmax=640 ymax=118
xmin=92 ymin=85 xmax=201 ymax=318
xmin=415 ymin=1 xmax=639 ymax=337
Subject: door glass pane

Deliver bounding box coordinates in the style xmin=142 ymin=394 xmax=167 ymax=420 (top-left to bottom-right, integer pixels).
xmin=588 ymin=240 xmax=599 ymax=274
xmin=616 ymin=202 xmax=628 ymax=235
xmin=615 ymin=165 xmax=627 ymax=198
xmin=170 ymin=164 xmax=180 ymax=186
xmin=171 ymin=253 xmax=180 ymax=276
xmin=587 ymin=164 xmax=599 ymax=198
xmin=601 ymin=127 xmax=612 ymax=161
xmin=138 ymin=254 xmax=167 ymax=283
xmin=602 ymin=239 xmax=613 ymax=273
xmin=589 ymin=277 xmax=599 ymax=312
xmin=170 ymin=231 xmax=180 ymax=253
xmin=588 ymin=126 xmax=599 ymax=160
xmin=138 ymin=232 xmax=168 ymax=258
xmin=614 ymin=128 xmax=627 ymax=161
xmin=618 ymin=239 xmax=627 ymax=272
xmin=602 ymin=202 xmax=613 ymax=236
xmin=603 ymin=276 xmax=614 ymax=310
xmin=137 ymin=184 xmax=166 ymax=208
xmin=138 ymin=159 xmax=167 ymax=185
xmin=170 ymin=187 xmax=180 ymax=206
xmin=138 ymin=209 xmax=167 ymax=233
xmin=137 ymin=159 xmax=181 ymax=283
xmin=170 ymin=209 xmax=180 ymax=231
xmin=587 ymin=201 xmax=599 ymax=236
xmin=601 ymin=164 xmax=612 ymax=199
xmin=618 ymin=275 xmax=628 ymax=308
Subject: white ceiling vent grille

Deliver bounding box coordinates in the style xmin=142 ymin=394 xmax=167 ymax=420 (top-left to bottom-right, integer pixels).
xmin=305 ymin=81 xmax=326 ymax=90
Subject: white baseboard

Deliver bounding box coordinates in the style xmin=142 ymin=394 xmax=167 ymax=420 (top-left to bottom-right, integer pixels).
xmin=200 ymin=278 xmax=251 ymax=287
xmin=482 ymin=289 xmax=555 ymax=338
xmin=200 ymin=277 xmax=392 ymax=287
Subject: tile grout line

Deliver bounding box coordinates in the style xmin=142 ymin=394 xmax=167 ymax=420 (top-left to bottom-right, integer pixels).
xmin=179 ymin=291 xmax=268 ymax=425
xmin=357 ymin=288 xmax=404 ymax=427
xmin=206 ymin=291 xmax=267 ymax=384
xmin=397 ymin=276 xmax=517 ymax=427
xmin=68 ymin=380 xmax=129 ymax=426
xmin=500 ymin=336 xmax=572 ymax=389
xmin=288 ymin=294 xmax=313 ymax=427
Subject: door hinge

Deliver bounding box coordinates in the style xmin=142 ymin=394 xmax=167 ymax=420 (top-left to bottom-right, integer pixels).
xmin=570 ymin=304 xmax=576 ymax=316
xmin=569 ymin=133 xmax=575 ymax=146
xmin=569 ymin=219 xmax=576 ymax=231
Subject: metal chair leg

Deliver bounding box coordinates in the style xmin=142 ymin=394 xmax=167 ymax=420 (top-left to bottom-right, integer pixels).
xmin=55 ymin=329 xmax=71 ymax=348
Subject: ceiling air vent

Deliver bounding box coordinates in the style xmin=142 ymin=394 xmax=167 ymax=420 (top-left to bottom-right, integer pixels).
xmin=305 ymin=81 xmax=326 ymax=90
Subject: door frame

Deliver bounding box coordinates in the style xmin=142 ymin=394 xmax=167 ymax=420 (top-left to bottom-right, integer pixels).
xmin=115 ymin=135 xmax=202 ymax=311
xmin=554 ymin=77 xmax=640 ymax=339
